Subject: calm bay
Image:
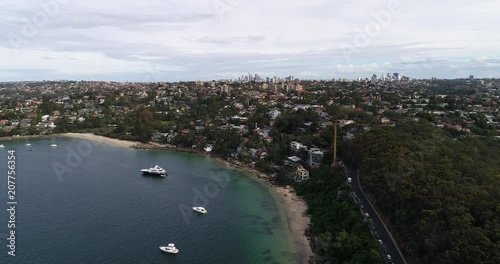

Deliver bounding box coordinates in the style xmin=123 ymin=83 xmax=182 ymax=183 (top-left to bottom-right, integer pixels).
xmin=0 ymin=137 xmax=296 ymax=264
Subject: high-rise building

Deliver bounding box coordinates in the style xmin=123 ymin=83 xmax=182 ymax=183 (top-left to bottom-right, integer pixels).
xmin=393 ymin=73 xmax=400 ymax=81
xmin=469 ymin=75 xmax=475 ymax=80
xmin=254 ymin=74 xmax=260 ymax=82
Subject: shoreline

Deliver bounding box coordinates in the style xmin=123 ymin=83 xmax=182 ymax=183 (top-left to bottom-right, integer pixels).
xmin=127 ymin=141 xmax=314 ymax=262
xmin=61 ymin=133 xmax=138 ymax=148
xmin=14 ymin=132 xmax=314 ymax=263
xmin=0 ymin=134 xmax=64 ymax=141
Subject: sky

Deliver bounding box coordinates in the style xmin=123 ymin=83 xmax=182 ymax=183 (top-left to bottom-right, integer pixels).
xmin=0 ymin=0 xmax=499 ymax=81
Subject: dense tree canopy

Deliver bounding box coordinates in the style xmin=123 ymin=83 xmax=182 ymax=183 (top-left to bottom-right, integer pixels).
xmin=296 ymin=167 xmax=385 ymax=264
xmin=341 ymin=122 xmax=500 ymax=264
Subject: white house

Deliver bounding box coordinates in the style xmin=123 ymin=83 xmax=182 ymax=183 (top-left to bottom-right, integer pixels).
xmin=290 ymin=141 xmax=306 ymax=151
xmin=268 ymin=110 xmax=281 ymax=120
xmin=308 ymin=148 xmax=324 ymax=167
xmin=294 ymin=165 xmax=310 ymax=182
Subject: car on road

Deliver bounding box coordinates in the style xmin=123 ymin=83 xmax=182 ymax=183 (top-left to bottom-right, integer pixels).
xmin=386 ymin=255 xmax=392 ymax=260
xmin=378 ymin=239 xmax=383 ymax=244
xmin=364 ymin=212 xmax=369 ymax=218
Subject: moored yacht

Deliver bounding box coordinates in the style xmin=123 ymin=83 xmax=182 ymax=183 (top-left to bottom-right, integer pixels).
xmin=50 ymin=144 xmax=58 ymax=147
xmin=159 ymin=243 xmax=179 ymax=254
xmin=141 ymin=165 xmax=167 ymax=177
xmin=0 ymin=144 xmax=4 ymax=148
xmin=192 ymin=207 xmax=208 ymax=214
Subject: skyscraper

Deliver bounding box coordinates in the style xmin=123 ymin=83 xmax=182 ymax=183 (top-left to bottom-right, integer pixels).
xmin=393 ymin=73 xmax=400 ymax=81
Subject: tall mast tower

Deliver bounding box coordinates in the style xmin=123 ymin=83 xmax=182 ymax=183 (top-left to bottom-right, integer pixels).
xmin=333 ymin=120 xmax=338 ymax=167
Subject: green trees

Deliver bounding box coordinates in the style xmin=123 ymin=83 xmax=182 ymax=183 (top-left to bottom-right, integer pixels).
xmin=274 ymin=109 xmax=319 ymax=134
xmin=39 ymin=95 xmax=60 ymax=115
xmin=342 ymin=122 xmax=500 ymax=264
xmin=296 ymin=167 xmax=385 ymax=263
xmin=132 ymin=109 xmax=154 ymax=143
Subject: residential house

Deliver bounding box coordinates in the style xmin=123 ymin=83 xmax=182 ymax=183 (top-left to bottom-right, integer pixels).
xmin=308 ymin=148 xmax=324 ymax=167
xmin=290 ymin=141 xmax=306 ymax=151
xmin=285 ymin=156 xmax=302 ymax=167
xmin=268 ymin=110 xmax=281 ymax=120
xmin=294 ymin=165 xmax=310 ymax=182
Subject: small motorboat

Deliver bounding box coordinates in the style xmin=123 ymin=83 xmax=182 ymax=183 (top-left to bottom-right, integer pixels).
xmin=204 ymin=144 xmax=213 ymax=152
xmin=50 ymin=144 xmax=58 ymax=147
xmin=160 ymin=243 xmax=179 ymax=254
xmin=192 ymin=207 xmax=208 ymax=214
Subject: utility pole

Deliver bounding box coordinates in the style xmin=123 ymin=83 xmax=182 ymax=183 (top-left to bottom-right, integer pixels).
xmin=333 ymin=120 xmax=338 ymax=167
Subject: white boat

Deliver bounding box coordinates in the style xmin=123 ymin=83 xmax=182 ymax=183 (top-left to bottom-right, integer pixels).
xmin=204 ymin=144 xmax=213 ymax=152
xmin=159 ymin=243 xmax=179 ymax=254
xmin=0 ymin=144 xmax=4 ymax=148
xmin=141 ymin=165 xmax=167 ymax=177
xmin=192 ymin=207 xmax=208 ymax=214
xmin=25 ymin=139 xmax=31 ymax=146
xmin=50 ymin=144 xmax=58 ymax=147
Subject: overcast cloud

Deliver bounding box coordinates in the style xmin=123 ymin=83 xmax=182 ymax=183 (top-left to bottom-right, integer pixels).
xmin=0 ymin=0 xmax=499 ymax=81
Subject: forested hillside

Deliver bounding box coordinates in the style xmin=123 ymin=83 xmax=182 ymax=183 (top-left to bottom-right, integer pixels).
xmin=296 ymin=167 xmax=385 ymax=264
xmin=341 ymin=122 xmax=500 ymax=264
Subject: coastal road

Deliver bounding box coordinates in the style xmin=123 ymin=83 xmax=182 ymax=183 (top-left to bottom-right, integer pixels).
xmin=343 ymin=164 xmax=407 ymax=264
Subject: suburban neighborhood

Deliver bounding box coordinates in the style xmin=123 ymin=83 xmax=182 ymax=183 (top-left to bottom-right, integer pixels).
xmin=0 ymin=76 xmax=499 ymax=184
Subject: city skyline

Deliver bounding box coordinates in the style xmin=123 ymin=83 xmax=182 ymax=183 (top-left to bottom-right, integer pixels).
xmin=1 ymin=0 xmax=499 ymax=81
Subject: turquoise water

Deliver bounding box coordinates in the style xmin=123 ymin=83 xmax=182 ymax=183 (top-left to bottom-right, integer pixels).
xmin=0 ymin=137 xmax=296 ymax=263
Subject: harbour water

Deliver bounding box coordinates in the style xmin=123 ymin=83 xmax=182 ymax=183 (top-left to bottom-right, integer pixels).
xmin=0 ymin=137 xmax=296 ymax=264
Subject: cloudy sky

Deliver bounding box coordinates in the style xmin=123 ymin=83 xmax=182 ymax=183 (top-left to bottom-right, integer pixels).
xmin=1 ymin=0 xmax=499 ymax=81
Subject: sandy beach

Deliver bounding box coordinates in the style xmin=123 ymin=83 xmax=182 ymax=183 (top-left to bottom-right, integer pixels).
xmin=61 ymin=133 xmax=139 ymax=148
xmin=274 ymin=186 xmax=313 ymax=263
xmin=59 ymin=133 xmax=314 ymax=263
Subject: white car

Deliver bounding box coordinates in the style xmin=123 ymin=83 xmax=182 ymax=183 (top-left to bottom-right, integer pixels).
xmin=387 ymin=255 xmax=392 ymax=260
